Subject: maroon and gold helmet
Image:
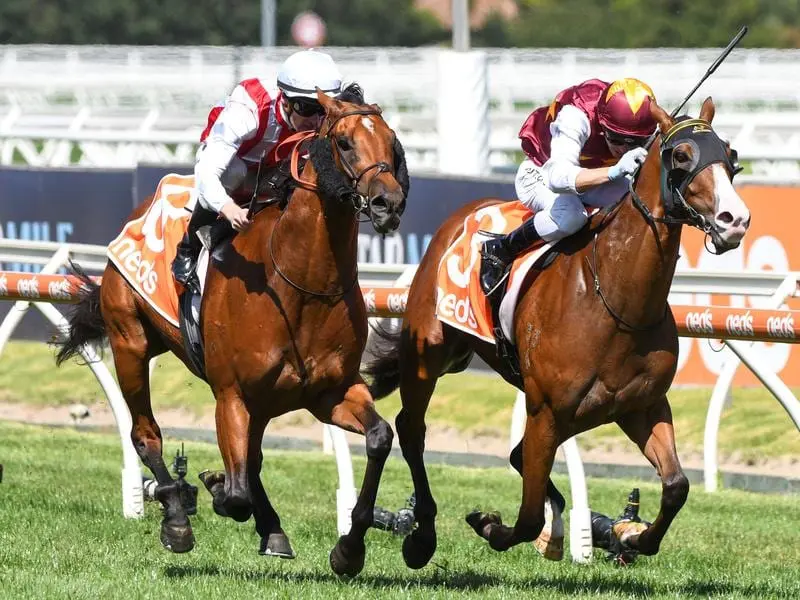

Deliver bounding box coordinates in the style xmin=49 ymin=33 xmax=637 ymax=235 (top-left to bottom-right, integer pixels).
xmin=597 ymin=78 xmax=657 ymax=141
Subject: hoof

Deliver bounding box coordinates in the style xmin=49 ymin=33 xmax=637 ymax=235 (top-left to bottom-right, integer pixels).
xmin=329 ymin=535 xmax=365 ymax=578
xmin=260 ymin=531 xmax=296 ymax=559
xmin=160 ymin=521 xmax=195 ymax=554
xmin=198 ymin=470 xmax=225 ymax=495
xmin=402 ymin=531 xmax=436 ymax=569
xmin=533 ymin=497 xmax=564 ymax=561
xmin=465 ymin=510 xmax=502 ymax=539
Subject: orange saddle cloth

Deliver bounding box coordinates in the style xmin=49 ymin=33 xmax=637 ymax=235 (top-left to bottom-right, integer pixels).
xmin=107 ymin=174 xmax=197 ymax=327
xmin=434 ymin=201 xmax=552 ymax=343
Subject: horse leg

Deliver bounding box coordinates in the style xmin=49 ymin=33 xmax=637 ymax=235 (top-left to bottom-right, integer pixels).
xmin=616 ymin=396 xmax=689 ymax=556
xmin=468 ymin=399 xmax=558 ymax=552
xmin=312 ymin=380 xmax=393 ymax=578
xmin=106 ymin=324 xmax=193 ymax=553
xmin=247 ymin=417 xmax=295 ymax=558
xmin=395 ymin=372 xmax=439 ymax=570
xmin=509 ymin=441 xmax=565 ymax=560
xmin=201 ymin=386 xmax=254 ymax=523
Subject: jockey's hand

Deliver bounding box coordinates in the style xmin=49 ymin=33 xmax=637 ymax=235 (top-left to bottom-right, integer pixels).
xmin=608 ymin=147 xmax=648 ymax=181
xmin=220 ymin=201 xmax=252 ymax=232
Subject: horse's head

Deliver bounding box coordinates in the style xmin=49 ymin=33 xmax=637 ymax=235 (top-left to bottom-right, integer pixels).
xmin=310 ymin=89 xmax=408 ymax=234
xmin=646 ymin=98 xmax=751 ymax=253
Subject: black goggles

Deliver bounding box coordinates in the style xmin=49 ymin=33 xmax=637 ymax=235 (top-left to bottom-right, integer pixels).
xmin=290 ymin=98 xmax=325 ymax=117
xmin=603 ymin=129 xmax=649 ymax=148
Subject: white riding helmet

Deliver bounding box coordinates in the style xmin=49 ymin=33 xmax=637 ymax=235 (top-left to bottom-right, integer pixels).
xmin=277 ymin=49 xmax=342 ymax=100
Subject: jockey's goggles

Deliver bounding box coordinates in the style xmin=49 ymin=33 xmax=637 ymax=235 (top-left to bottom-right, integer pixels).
xmin=289 ymin=98 xmax=325 ymax=117
xmin=603 ymin=129 xmax=649 ymax=149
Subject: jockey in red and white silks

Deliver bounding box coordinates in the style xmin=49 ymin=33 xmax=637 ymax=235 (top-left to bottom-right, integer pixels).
xmin=479 ymin=78 xmax=659 ymax=295
xmin=173 ymin=49 xmax=343 ymax=291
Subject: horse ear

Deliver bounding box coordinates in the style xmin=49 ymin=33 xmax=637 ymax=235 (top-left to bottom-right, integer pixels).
xmin=316 ymin=89 xmax=341 ymax=117
xmin=650 ymin=100 xmax=673 ymax=134
xmin=699 ymin=96 xmax=715 ymax=124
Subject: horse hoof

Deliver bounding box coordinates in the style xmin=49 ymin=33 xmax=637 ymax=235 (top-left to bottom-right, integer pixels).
xmin=533 ymin=532 xmax=564 ymax=561
xmin=198 ymin=470 xmax=225 ymax=494
xmin=260 ymin=532 xmax=296 ymax=559
xmin=329 ymin=535 xmax=365 ymax=578
xmin=465 ymin=510 xmax=502 ymax=539
xmin=160 ymin=521 xmax=195 ymax=554
xmin=402 ymin=532 xmax=436 ymax=569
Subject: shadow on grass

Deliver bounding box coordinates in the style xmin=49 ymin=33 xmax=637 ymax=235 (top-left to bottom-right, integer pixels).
xmin=164 ymin=564 xmax=786 ymax=598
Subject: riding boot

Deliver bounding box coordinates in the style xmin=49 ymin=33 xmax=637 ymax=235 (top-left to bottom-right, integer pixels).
xmin=479 ymin=217 xmax=543 ymax=295
xmin=172 ymin=205 xmax=218 ymax=293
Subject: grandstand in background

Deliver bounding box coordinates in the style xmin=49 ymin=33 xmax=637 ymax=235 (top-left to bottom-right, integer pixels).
xmin=1 ymin=45 xmax=799 ymax=181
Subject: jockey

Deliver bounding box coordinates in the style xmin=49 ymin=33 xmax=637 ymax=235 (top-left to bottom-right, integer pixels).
xmin=172 ymin=48 xmax=343 ymax=291
xmin=479 ymin=78 xmax=658 ymax=295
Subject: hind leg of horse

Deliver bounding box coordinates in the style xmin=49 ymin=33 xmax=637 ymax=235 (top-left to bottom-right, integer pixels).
xmin=468 ymin=401 xmax=558 ymax=551
xmin=616 ymin=396 xmax=689 ymax=556
xmin=106 ymin=326 xmax=194 ymax=553
xmin=312 ymin=380 xmax=393 ymax=578
xmin=202 ymin=386 xmax=255 ymax=523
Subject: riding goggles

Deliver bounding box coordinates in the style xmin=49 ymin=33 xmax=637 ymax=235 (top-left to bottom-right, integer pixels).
xmin=290 ymin=98 xmax=325 ymax=118
xmin=603 ymin=128 xmax=649 ymax=149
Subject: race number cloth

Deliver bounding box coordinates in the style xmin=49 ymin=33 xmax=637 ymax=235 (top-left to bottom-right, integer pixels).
xmin=107 ymin=174 xmax=197 ymax=327
xmin=435 ymin=201 xmax=552 ymax=344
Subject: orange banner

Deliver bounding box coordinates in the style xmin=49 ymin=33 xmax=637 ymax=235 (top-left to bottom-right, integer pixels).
xmin=674 ymin=185 xmax=800 ymax=385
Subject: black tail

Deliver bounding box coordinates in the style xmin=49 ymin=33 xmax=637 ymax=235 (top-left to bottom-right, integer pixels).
xmin=54 ymin=262 xmax=107 ymax=366
xmin=362 ymin=321 xmax=403 ymax=399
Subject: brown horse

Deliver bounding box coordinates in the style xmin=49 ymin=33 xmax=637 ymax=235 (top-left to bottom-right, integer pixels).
xmin=364 ymin=98 xmax=751 ymax=567
xmin=56 ymin=90 xmax=408 ymax=577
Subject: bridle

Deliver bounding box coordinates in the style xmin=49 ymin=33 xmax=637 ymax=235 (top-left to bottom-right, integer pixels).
xmin=587 ymin=117 xmax=743 ymax=331
xmin=271 ymin=106 xmax=397 ymax=298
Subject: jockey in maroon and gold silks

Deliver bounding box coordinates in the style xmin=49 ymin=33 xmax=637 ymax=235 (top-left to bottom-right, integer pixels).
xmin=479 ymin=77 xmax=658 ymax=297
xmin=519 ymin=79 xmax=617 ymax=169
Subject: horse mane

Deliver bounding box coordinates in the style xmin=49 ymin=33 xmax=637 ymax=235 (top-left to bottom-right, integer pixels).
xmin=309 ymin=82 xmax=410 ymax=202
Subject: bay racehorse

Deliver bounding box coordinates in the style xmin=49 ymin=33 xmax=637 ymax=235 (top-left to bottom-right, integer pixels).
xmin=364 ymin=98 xmax=750 ymax=567
xmin=56 ymin=90 xmax=409 ymax=576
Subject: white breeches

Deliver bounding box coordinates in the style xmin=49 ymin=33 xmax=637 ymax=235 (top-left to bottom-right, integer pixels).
xmin=514 ymin=158 xmax=628 ymax=241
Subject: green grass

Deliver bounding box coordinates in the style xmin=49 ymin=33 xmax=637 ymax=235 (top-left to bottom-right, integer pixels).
xmin=1 ymin=340 xmax=799 ymax=463
xmin=0 ymin=421 xmax=797 ymax=599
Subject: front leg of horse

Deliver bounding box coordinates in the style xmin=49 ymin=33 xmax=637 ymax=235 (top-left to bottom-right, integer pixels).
xmin=202 ymin=388 xmax=255 ymax=523
xmin=467 ymin=406 xmax=557 ymax=552
xmin=616 ymin=399 xmax=690 ymax=556
xmin=317 ymin=382 xmax=393 ymax=577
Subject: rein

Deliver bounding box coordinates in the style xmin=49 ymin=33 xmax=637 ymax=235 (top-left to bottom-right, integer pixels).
xmin=586 ymin=117 xmax=737 ymax=332
xmin=269 ymin=106 xmax=390 ymax=298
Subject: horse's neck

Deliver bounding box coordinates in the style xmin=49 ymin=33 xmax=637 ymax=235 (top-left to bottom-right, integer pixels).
xmin=597 ymin=161 xmax=682 ymax=327
xmin=277 ymin=174 xmax=359 ymax=290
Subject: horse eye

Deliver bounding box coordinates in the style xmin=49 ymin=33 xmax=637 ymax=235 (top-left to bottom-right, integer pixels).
xmin=673 ymin=150 xmax=691 ymax=165
xmin=336 ymin=137 xmax=352 ymax=151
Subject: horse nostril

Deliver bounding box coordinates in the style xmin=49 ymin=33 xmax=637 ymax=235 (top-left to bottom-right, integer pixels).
xmin=716 ymin=211 xmax=734 ymax=225
xmin=370 ymin=196 xmax=388 ymax=211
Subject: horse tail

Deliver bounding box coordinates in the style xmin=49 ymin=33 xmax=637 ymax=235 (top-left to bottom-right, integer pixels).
xmin=54 ymin=262 xmax=106 ymax=366
xmin=362 ymin=321 xmax=402 ymax=399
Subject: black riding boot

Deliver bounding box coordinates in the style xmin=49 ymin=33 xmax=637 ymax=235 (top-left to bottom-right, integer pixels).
xmin=172 ymin=205 xmax=218 ymax=292
xmin=479 ymin=217 xmax=543 ymax=295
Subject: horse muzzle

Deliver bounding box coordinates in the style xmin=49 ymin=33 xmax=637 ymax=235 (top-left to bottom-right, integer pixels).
xmin=368 ymin=191 xmax=405 ymax=234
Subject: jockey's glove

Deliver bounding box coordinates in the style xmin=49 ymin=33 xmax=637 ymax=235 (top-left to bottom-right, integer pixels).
xmin=608 ymin=147 xmax=648 ymax=181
